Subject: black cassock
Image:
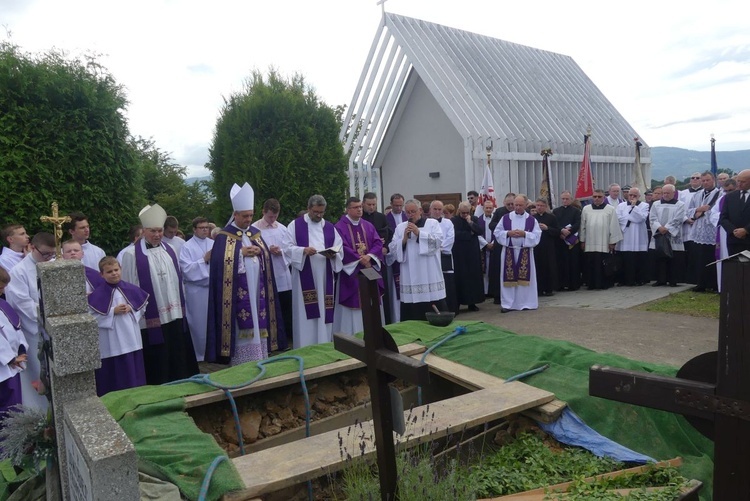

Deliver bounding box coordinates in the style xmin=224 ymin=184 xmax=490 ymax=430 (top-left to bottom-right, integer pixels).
xmin=450 ymin=215 xmax=486 ymax=309
xmin=533 ymin=212 xmax=560 ymax=295
xmin=552 ymin=204 xmax=582 ymax=291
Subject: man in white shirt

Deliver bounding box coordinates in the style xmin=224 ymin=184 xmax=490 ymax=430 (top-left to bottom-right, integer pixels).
xmin=179 ymin=217 xmax=214 ymax=362
xmin=66 ymin=212 xmax=106 ymax=270
xmin=163 ymin=216 xmax=186 ymax=258
xmin=0 ymin=224 xmax=30 ymax=272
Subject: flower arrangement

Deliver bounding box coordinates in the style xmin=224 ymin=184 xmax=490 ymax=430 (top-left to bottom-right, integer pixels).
xmin=0 ymin=406 xmax=56 ymax=472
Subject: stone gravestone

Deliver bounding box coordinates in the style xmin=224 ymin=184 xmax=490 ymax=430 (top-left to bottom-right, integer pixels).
xmin=37 ymin=259 xmax=139 ymax=500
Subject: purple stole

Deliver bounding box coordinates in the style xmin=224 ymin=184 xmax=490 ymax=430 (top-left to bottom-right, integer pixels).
xmin=84 ymin=266 xmax=106 ymax=291
xmin=0 ymin=298 xmax=21 ymax=330
xmin=502 ymin=213 xmax=536 ymax=287
xmin=88 ymin=281 xmax=149 ymax=316
xmin=134 ymin=241 xmax=186 ymax=345
xmin=386 ymin=212 xmax=407 ymax=299
xmin=564 ymin=232 xmax=579 ymax=248
xmin=295 ymin=217 xmax=335 ymax=323
xmin=217 ymin=226 xmax=275 ymax=354
xmin=336 ymin=218 xmax=384 ymax=308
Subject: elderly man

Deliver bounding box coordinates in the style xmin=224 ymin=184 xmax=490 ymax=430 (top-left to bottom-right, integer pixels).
xmin=649 ymin=185 xmax=687 ymax=287
xmin=206 ymin=185 xmax=286 ymax=365
xmin=385 ymin=193 xmax=408 ymax=323
xmin=605 ymin=184 xmax=623 ymax=207
xmin=487 ymin=193 xmax=516 ymax=302
xmin=389 ymin=199 xmax=446 ymax=320
xmin=5 ymin=232 xmax=56 ymax=411
xmin=580 ymin=189 xmax=623 ymax=290
xmin=533 ymin=198 xmax=559 ymax=296
xmin=719 ymin=169 xmax=750 ymax=256
xmin=553 ymin=191 xmax=582 ymax=291
xmin=450 ymin=201 xmax=484 ymax=312
xmin=429 ymin=200 xmax=457 ymax=314
xmin=253 ymin=198 xmax=294 ymax=347
xmin=333 ymin=197 xmax=384 ymax=335
xmin=493 ymin=195 xmax=542 ymax=312
xmin=179 ymin=217 xmax=214 ymax=362
xmin=285 ymin=195 xmax=343 ymax=348
xmin=0 ymin=224 xmax=29 ymax=272
xmin=717 ymin=172 xmax=730 ymax=195
xmin=616 ymin=187 xmax=650 ymax=286
xmin=477 ymin=200 xmax=496 ymax=296
xmin=686 ymin=172 xmax=721 ymax=292
xmin=121 ymin=203 xmax=198 ymax=384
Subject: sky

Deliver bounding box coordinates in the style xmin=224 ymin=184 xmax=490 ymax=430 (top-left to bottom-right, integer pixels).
xmin=3 ymin=0 xmax=749 ymax=178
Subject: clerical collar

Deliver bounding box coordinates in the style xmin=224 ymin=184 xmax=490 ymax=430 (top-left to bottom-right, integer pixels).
xmin=145 ymin=241 xmax=160 ymax=249
xmin=663 ymin=198 xmax=678 ymax=204
xmin=592 ymin=203 xmax=606 ymax=210
xmin=346 ymin=215 xmax=360 ymax=225
xmin=689 ymin=187 xmax=700 ymax=192
xmin=434 ymin=217 xmax=442 ymax=223
xmin=415 ymin=217 xmax=426 ymax=228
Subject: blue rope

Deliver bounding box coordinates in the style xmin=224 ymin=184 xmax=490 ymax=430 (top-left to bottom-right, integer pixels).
xmin=166 ymin=354 xmax=313 ymax=501
xmin=504 ymin=363 xmax=550 ymax=383
xmin=417 ymin=325 xmax=468 ymax=405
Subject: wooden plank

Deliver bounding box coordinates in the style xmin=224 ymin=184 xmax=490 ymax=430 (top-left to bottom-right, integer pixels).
xmin=184 ymin=343 xmax=425 ymax=408
xmin=492 ymin=457 xmax=683 ymax=499
xmin=521 ymin=399 xmax=567 ymax=424
xmin=225 ymin=383 xmax=554 ymax=500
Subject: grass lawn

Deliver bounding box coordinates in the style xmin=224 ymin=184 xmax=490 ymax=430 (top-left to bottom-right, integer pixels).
xmin=636 ymin=290 xmax=720 ymax=319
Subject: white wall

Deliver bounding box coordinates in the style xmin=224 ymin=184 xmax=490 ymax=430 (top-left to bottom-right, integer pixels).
xmin=380 ymin=77 xmax=464 ymax=201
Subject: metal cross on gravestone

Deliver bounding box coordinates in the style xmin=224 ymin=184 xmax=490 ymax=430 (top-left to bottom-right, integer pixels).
xmin=589 ymin=252 xmax=750 ymax=499
xmin=334 ymin=268 xmax=430 ymax=501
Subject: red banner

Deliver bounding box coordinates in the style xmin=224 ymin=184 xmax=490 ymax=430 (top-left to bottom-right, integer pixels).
xmin=575 ymin=134 xmax=594 ymax=199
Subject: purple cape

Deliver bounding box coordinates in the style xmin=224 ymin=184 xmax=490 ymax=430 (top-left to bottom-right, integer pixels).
xmin=0 ymin=298 xmax=21 ymax=330
xmin=205 ymin=224 xmax=287 ymax=363
xmin=84 ymin=266 xmax=106 ymax=291
xmin=334 ymin=217 xmax=384 ymax=308
xmin=88 ymin=280 xmax=149 ymax=316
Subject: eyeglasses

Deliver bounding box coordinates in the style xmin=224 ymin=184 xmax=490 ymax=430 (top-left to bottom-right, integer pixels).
xmin=591 ymin=196 xmax=604 ymax=199
xmin=691 ymin=177 xmax=700 ymax=180
xmin=38 ymin=250 xmax=56 ymax=259
xmin=629 ymin=194 xmax=639 ymax=197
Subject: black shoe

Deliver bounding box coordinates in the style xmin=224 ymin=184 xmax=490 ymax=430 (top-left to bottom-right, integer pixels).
xmin=546 ymin=291 xmax=555 ymax=296
xmin=500 ymin=308 xmax=511 ymax=313
xmin=493 ymin=299 xmax=501 ymax=305
xmin=468 ymin=304 xmax=479 ymax=312
xmin=669 ymin=283 xmax=678 ymax=287
xmin=652 ymin=282 xmax=665 ymax=287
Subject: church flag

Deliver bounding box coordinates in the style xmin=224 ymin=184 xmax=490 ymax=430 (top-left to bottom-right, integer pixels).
xmin=477 ymin=164 xmax=496 ymax=208
xmin=539 ymin=149 xmax=555 ymax=209
xmin=575 ymin=133 xmax=594 ymax=199
xmin=632 ymin=138 xmax=648 ymax=198
xmin=710 ymin=136 xmax=718 ymax=177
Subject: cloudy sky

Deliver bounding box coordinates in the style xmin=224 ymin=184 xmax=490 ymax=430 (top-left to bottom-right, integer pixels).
xmin=3 ymin=0 xmax=748 ymax=177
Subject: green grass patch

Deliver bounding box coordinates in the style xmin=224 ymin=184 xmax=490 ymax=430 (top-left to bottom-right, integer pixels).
xmin=635 ymin=291 xmax=720 ymax=319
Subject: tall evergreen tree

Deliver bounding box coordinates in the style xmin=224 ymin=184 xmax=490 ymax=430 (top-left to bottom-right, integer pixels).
xmin=0 ymin=42 xmax=142 ymax=253
xmin=207 ymin=70 xmax=347 ymax=223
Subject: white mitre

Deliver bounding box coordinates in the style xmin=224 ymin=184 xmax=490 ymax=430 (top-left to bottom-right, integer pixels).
xmin=139 ymin=203 xmax=168 ymax=228
xmin=231 ymin=182 xmax=254 ymax=211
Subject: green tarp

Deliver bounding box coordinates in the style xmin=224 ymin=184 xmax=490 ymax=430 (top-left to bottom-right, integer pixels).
xmin=99 ymin=320 xmax=713 ymax=500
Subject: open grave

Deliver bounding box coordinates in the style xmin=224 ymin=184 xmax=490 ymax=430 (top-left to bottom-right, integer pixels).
xmin=184 ymin=341 xmax=560 ymax=499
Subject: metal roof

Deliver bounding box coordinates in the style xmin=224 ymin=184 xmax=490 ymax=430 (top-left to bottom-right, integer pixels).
xmin=341 ymin=13 xmax=645 ymax=176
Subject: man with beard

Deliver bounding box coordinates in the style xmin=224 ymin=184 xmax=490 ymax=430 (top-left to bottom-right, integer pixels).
xmin=388 ymin=199 xmax=446 ymax=321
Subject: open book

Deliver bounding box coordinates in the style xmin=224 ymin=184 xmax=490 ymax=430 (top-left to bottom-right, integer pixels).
xmin=317 ymin=244 xmax=342 ymax=255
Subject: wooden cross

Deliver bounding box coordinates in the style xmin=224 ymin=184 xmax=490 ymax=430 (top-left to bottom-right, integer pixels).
xmin=334 ymin=267 xmax=430 ymax=501
xmin=589 ymin=253 xmax=750 ymax=499
xmin=40 ymin=202 xmax=71 ymax=259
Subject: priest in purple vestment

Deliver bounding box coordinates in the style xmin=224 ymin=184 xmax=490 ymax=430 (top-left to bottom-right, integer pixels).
xmin=120 ymin=203 xmax=199 ymax=384
xmin=333 ymin=197 xmax=384 ymax=335
xmin=206 ymin=183 xmax=287 ymax=365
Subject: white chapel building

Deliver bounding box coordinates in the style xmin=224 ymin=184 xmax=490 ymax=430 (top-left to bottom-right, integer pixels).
xmin=340 ymin=13 xmax=650 ymax=208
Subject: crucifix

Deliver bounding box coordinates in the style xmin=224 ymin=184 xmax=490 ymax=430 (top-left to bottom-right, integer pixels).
xmin=589 ymin=252 xmax=750 ymax=499
xmin=334 ymin=267 xmax=430 ymax=501
xmin=40 ymin=202 xmax=71 ymax=259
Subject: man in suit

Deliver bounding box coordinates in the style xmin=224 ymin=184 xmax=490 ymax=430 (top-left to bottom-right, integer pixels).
xmin=719 ymin=169 xmax=750 ymax=256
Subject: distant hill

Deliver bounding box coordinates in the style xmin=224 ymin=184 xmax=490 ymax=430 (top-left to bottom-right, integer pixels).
xmin=185 ymin=175 xmax=211 ymax=185
xmin=651 ymin=147 xmax=748 ymax=182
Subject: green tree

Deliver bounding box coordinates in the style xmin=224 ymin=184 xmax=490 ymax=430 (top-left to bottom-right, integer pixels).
xmin=0 ymin=42 xmax=142 ymax=254
xmin=131 ymin=136 xmax=213 ymax=237
xmin=207 ymin=69 xmax=347 ymax=223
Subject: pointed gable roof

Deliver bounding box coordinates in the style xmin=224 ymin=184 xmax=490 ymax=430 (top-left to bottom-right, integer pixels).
xmin=342 ymin=13 xmax=642 ymax=170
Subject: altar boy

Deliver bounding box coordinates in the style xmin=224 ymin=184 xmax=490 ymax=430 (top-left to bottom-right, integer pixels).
xmin=87 ymin=257 xmax=149 ymax=396
xmin=0 ymin=268 xmax=27 ymax=427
